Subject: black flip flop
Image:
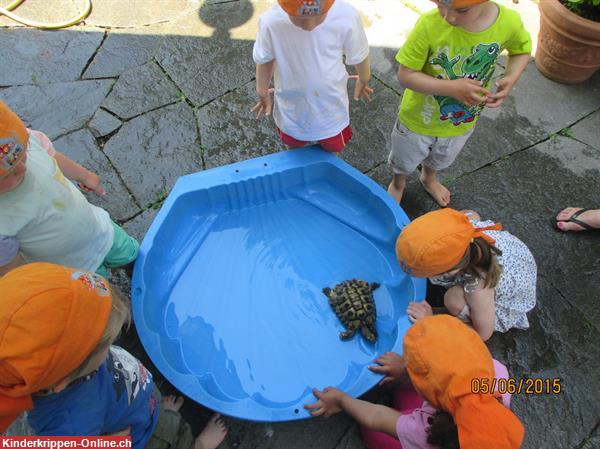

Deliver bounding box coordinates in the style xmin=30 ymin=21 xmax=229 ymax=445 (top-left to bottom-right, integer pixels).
xmin=552 ymin=208 xmax=595 ymax=232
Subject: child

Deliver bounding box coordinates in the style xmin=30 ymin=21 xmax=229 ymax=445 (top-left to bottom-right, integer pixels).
xmin=396 ymin=208 xmax=537 ymax=341
xmin=305 ymin=315 xmax=524 ymax=449
xmin=387 ymin=0 xmax=531 ymax=206
xmin=0 ymin=100 xmax=138 ymax=278
xmin=251 ymin=0 xmax=372 ymax=153
xmin=0 ymin=263 xmax=227 ymax=449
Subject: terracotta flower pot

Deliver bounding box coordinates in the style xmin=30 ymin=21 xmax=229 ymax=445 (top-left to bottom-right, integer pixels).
xmin=535 ymin=0 xmax=600 ymax=84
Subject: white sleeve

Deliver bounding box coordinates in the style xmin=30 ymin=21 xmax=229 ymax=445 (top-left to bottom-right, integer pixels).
xmin=253 ymin=16 xmax=275 ymax=65
xmin=343 ymin=9 xmax=369 ymax=66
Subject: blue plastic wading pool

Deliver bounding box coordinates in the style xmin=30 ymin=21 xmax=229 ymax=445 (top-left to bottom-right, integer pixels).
xmin=132 ymin=146 xmax=426 ymax=422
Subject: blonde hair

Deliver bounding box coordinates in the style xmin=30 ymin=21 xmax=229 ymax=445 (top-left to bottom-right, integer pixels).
xmin=68 ymin=283 xmax=131 ymax=380
xmin=453 ymin=237 xmax=502 ymax=289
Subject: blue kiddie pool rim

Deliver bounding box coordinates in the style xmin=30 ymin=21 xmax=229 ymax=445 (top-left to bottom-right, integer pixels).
xmin=132 ymin=146 xmax=426 ymax=422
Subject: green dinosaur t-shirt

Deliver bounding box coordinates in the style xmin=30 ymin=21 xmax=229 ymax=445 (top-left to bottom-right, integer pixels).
xmin=396 ymin=3 xmax=531 ymax=137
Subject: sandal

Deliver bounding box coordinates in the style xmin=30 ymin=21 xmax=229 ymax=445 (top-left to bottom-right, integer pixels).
xmin=552 ymin=208 xmax=596 ymax=232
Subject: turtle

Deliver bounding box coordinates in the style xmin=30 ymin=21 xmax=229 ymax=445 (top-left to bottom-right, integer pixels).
xmin=323 ymin=279 xmax=380 ymax=343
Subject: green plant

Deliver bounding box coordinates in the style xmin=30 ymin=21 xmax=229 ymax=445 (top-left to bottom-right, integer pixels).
xmin=558 ymin=127 xmax=575 ymax=138
xmin=561 ymin=0 xmax=600 ymax=21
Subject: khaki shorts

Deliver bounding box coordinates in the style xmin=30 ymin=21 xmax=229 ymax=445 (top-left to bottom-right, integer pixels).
xmin=146 ymin=387 xmax=194 ymax=449
xmin=388 ymin=120 xmax=475 ymax=175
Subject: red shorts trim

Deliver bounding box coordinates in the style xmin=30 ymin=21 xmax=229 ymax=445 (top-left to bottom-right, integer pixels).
xmin=278 ymin=125 xmax=353 ymax=153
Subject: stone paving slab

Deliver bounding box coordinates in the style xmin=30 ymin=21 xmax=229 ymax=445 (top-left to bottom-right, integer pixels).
xmin=0 ymin=29 xmax=103 ymax=85
xmin=101 ymin=60 xmax=180 ymax=119
xmin=155 ymin=1 xmax=256 ymax=107
xmin=89 ymin=107 xmax=122 ymax=137
xmin=103 ymin=101 xmax=201 ymax=208
xmin=196 ymin=81 xmax=282 ymax=168
xmin=0 ymin=80 xmax=113 ymax=139
xmin=570 ymin=109 xmax=600 ymax=149
xmin=83 ymin=32 xmax=162 ymax=79
xmin=53 ymin=128 xmax=141 ymax=221
xmin=342 ymin=79 xmax=401 ymax=173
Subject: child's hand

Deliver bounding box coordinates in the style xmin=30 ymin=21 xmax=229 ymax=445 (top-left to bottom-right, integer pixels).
xmin=451 ymin=78 xmax=490 ymax=106
xmin=485 ymin=76 xmax=516 ymax=108
xmin=349 ymin=75 xmax=374 ymax=102
xmin=368 ymin=351 xmax=406 ymax=385
xmin=79 ymin=170 xmax=106 ymax=195
xmin=251 ymin=88 xmax=274 ymax=118
xmin=406 ymin=301 xmax=433 ymax=323
xmin=304 ymin=387 xmax=346 ymax=417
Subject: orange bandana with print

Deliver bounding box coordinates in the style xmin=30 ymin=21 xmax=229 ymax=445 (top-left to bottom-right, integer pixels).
xmin=396 ymin=208 xmax=502 ymax=277
xmin=0 ymin=100 xmax=28 ymax=177
xmin=0 ymin=263 xmax=113 ymax=432
xmin=404 ymin=315 xmax=524 ymax=449
xmin=278 ymin=0 xmax=334 ymax=16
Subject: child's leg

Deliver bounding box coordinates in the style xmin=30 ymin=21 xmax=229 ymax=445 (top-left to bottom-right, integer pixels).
xmin=420 ymin=128 xmax=474 ymax=207
xmin=194 ymin=414 xmax=228 ymax=449
xmin=444 ymin=285 xmax=469 ymax=318
xmin=419 ymin=165 xmax=450 ymax=207
xmin=360 ymin=383 xmax=423 ymax=449
xmin=100 ymin=221 xmax=139 ymax=275
xmin=148 ymin=391 xmax=227 ymax=449
xmin=387 ymin=174 xmax=407 ymax=204
xmin=387 ymin=120 xmax=430 ymax=204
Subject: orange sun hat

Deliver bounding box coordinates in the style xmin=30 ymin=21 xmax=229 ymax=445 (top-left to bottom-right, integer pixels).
xmin=437 ymin=0 xmax=488 ymax=9
xmin=0 ymin=263 xmax=113 ymax=432
xmin=395 ymin=208 xmax=502 ymax=278
xmin=0 ymin=100 xmax=29 ymax=177
xmin=278 ymin=0 xmax=335 ymax=16
xmin=404 ymin=315 xmax=524 ymax=449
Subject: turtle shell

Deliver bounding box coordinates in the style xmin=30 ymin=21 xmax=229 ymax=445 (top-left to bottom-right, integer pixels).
xmin=322 ymin=279 xmax=380 ymax=343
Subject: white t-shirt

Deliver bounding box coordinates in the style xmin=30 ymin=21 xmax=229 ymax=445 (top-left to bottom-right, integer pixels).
xmin=0 ymin=131 xmax=114 ymax=271
xmin=253 ymin=0 xmax=369 ymax=141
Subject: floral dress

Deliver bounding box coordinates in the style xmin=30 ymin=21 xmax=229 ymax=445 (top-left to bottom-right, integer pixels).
xmin=430 ymin=220 xmax=537 ymax=332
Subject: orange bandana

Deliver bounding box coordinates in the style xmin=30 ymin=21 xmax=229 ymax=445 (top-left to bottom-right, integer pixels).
xmin=396 ymin=208 xmax=502 ymax=278
xmin=437 ymin=0 xmax=488 ymax=8
xmin=0 ymin=263 xmax=113 ymax=432
xmin=0 ymin=100 xmax=28 ymax=177
xmin=404 ymin=315 xmax=524 ymax=449
xmin=278 ymin=0 xmax=334 ymax=16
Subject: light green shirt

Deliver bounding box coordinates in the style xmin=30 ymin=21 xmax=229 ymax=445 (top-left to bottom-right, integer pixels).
xmin=396 ymin=3 xmax=531 ymax=137
xmin=0 ymin=132 xmax=113 ymax=271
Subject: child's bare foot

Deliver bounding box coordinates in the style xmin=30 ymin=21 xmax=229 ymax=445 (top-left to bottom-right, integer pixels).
xmin=163 ymin=395 xmax=184 ymax=412
xmin=194 ymin=414 xmax=228 ymax=449
xmin=387 ymin=174 xmax=406 ymax=204
xmin=419 ymin=170 xmax=450 ymax=207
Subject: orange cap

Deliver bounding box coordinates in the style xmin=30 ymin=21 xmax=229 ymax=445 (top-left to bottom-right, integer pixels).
xmin=437 ymin=0 xmax=488 ymax=8
xmin=396 ymin=208 xmax=502 ymax=278
xmin=278 ymin=0 xmax=334 ymax=16
xmin=404 ymin=315 xmax=524 ymax=449
xmin=0 ymin=100 xmax=28 ymax=177
xmin=0 ymin=263 xmax=113 ymax=432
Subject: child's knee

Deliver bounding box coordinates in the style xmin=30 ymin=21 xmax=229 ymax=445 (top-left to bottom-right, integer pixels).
xmin=444 ymin=286 xmax=466 ymax=315
xmin=460 ymin=210 xmax=481 ymax=221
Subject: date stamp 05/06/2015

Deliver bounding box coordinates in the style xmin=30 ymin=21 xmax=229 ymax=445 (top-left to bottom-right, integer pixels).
xmin=470 ymin=377 xmax=562 ymax=395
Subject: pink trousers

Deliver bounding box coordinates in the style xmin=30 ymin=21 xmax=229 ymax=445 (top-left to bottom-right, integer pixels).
xmin=360 ymin=383 xmax=424 ymax=449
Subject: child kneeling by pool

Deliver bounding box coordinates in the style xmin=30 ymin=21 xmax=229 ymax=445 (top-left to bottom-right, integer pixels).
xmin=0 ymin=263 xmax=227 ymax=449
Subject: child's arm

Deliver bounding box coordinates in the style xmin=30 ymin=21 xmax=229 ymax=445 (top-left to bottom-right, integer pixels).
xmin=485 ymin=53 xmax=530 ymax=108
xmin=251 ymin=61 xmax=275 ymax=118
xmin=305 ymin=387 xmax=401 ymax=436
xmin=350 ymin=57 xmax=373 ymax=101
xmin=465 ymin=286 xmax=495 ymax=341
xmin=397 ymin=65 xmax=490 ymax=107
xmin=53 ymin=152 xmax=106 ymax=195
